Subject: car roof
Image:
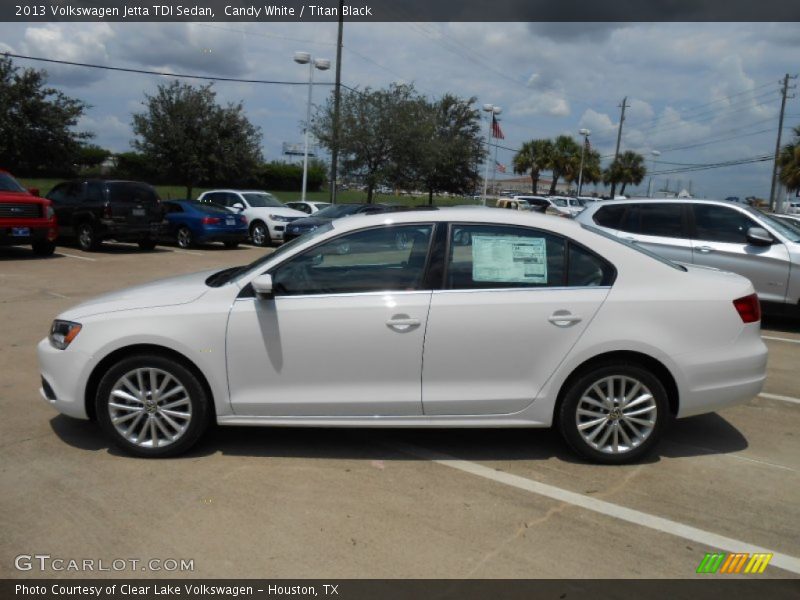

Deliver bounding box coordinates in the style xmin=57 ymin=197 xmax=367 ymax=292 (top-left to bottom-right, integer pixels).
xmin=586 ymin=198 xmax=729 ymax=206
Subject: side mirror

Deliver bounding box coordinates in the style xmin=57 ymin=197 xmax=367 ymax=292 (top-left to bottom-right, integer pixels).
xmin=28 ymin=188 xmax=40 ymax=197
xmin=232 ymin=203 xmax=245 ymax=211
xmin=746 ymin=226 xmax=774 ymax=246
xmin=252 ymin=274 xmax=274 ymax=299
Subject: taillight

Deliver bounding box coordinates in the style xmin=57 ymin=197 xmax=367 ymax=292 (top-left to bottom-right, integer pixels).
xmin=733 ymin=293 xmax=760 ymax=323
xmin=239 ymin=215 xmax=247 ymax=224
xmin=202 ymin=217 xmax=221 ymax=225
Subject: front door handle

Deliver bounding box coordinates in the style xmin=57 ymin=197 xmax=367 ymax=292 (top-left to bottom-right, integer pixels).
xmin=548 ymin=311 xmax=582 ymax=327
xmin=386 ymin=315 xmax=420 ymax=332
xmin=623 ymin=236 xmax=638 ymax=243
xmin=696 ymin=245 xmax=714 ymax=254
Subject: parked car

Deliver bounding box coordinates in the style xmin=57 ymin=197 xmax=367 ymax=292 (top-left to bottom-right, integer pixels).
xmin=786 ymin=201 xmax=800 ymax=215
xmin=162 ymin=200 xmax=248 ymax=249
xmin=38 ymin=209 xmax=767 ymax=463
xmin=285 ymin=200 xmax=332 ymax=215
xmin=497 ymin=196 xmax=548 ymax=212
xmin=575 ymin=199 xmax=800 ymax=310
xmin=774 ymin=213 xmax=800 ymax=228
xmin=282 ymin=203 xmax=390 ymax=243
xmin=0 ymin=169 xmax=58 ymax=256
xmin=46 ymin=179 xmax=163 ymax=251
xmin=197 ymin=190 xmax=305 ymax=247
xmin=549 ymin=196 xmax=586 ymax=217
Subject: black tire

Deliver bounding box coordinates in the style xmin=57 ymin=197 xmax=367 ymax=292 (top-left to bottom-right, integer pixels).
xmin=95 ymin=354 xmax=211 ymax=458
xmin=138 ymin=238 xmax=157 ymax=251
xmin=176 ymin=226 xmax=193 ymax=249
xmin=558 ymin=362 xmax=668 ymax=465
xmin=77 ymin=222 xmax=99 ymax=252
xmin=250 ymin=221 xmax=270 ymax=247
xmin=32 ymin=240 xmax=56 ymax=256
xmin=223 ymin=241 xmax=239 ymax=249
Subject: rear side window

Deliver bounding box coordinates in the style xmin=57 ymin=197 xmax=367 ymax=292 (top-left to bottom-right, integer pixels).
xmin=638 ymin=204 xmax=686 ymax=238
xmin=86 ymin=181 xmax=104 ymax=202
xmin=593 ymin=205 xmax=625 ymax=229
xmin=692 ymin=204 xmax=758 ymax=244
xmin=108 ymin=183 xmax=158 ymax=204
xmin=567 ymin=244 xmax=616 ymax=287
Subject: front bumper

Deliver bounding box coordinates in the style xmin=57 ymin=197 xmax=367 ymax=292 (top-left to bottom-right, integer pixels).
xmin=37 ymin=338 xmax=92 ymax=419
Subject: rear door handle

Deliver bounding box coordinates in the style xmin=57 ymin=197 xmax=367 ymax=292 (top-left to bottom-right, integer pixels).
xmin=548 ymin=312 xmax=583 ymax=327
xmin=623 ymin=236 xmax=638 ymax=243
xmin=696 ymin=246 xmax=714 ymax=254
xmin=386 ymin=315 xmax=420 ymax=332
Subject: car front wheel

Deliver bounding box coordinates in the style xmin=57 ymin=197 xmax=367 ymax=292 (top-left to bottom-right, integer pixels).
xmin=95 ymin=354 xmax=211 ymax=458
xmin=250 ymin=222 xmax=270 ymax=247
xmin=558 ymin=363 xmax=668 ymax=464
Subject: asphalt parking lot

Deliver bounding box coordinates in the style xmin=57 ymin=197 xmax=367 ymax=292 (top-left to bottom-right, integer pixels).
xmin=1 ymin=241 xmax=799 ymax=580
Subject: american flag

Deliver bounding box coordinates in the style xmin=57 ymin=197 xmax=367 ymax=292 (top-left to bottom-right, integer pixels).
xmin=491 ymin=115 xmax=505 ymax=139
xmin=495 ymin=161 xmax=507 ymax=173
xmin=584 ymin=136 xmax=591 ymax=152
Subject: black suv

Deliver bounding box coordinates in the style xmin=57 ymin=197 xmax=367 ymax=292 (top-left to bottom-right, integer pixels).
xmin=46 ymin=180 xmax=164 ymax=251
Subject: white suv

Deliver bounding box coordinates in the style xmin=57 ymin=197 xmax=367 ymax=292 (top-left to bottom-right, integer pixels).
xmin=197 ymin=190 xmax=305 ymax=246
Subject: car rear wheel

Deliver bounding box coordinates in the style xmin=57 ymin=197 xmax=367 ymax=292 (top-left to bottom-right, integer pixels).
xmin=32 ymin=240 xmax=56 ymax=256
xmin=176 ymin=226 xmax=193 ymax=249
xmin=77 ymin=222 xmax=99 ymax=251
xmin=558 ymin=363 xmax=668 ymax=464
xmin=95 ymin=354 xmax=211 ymax=458
xmin=250 ymin=222 xmax=270 ymax=247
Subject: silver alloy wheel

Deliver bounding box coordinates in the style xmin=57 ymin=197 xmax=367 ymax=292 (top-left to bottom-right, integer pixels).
xmin=107 ymin=367 xmax=192 ymax=449
xmin=575 ymin=375 xmax=657 ymax=455
xmin=251 ymin=223 xmax=268 ymax=246
xmin=79 ymin=224 xmax=93 ymax=249
xmin=177 ymin=227 xmax=192 ymax=248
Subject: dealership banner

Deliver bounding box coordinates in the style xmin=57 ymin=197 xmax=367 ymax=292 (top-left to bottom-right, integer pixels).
xmin=4 ymin=580 xmax=800 ymax=600
xmin=2 ymin=0 xmax=800 ymax=22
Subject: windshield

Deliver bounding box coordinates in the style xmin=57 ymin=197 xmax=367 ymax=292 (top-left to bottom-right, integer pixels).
xmin=0 ymin=172 xmax=26 ymax=193
xmin=314 ymin=204 xmax=365 ymax=218
xmin=581 ymin=223 xmax=688 ymax=271
xmin=243 ymin=193 xmax=283 ymax=208
xmin=755 ymin=210 xmax=800 ymax=242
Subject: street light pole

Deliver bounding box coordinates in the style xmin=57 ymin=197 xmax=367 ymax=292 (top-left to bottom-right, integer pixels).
xmin=647 ymin=150 xmax=661 ymax=198
xmin=294 ymin=52 xmax=330 ymax=203
xmin=577 ymin=128 xmax=591 ymax=196
xmin=481 ymin=104 xmax=501 ymax=206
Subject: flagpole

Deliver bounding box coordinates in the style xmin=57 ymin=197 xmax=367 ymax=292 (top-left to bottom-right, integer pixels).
xmin=491 ymin=139 xmax=499 ymax=198
xmin=481 ymin=104 xmax=501 ymax=206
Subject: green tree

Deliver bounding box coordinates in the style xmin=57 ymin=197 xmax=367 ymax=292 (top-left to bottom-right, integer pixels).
xmin=132 ymin=81 xmax=263 ymax=198
xmin=512 ymin=139 xmax=553 ymax=194
xmin=76 ymin=144 xmax=112 ymax=173
xmin=778 ymin=125 xmax=800 ymax=193
xmin=312 ymin=83 xmax=421 ymax=203
xmin=0 ymin=56 xmax=92 ymax=176
xmin=400 ymin=94 xmax=485 ymax=204
xmin=604 ymin=150 xmax=647 ymax=196
xmin=548 ymin=135 xmax=582 ymax=195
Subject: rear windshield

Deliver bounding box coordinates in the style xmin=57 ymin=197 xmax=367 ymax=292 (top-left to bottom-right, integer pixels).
xmin=108 ymin=182 xmax=159 ymax=203
xmin=242 ymin=193 xmax=283 ymax=208
xmin=193 ymin=202 xmax=232 ymax=215
xmin=0 ymin=172 xmax=26 ymax=193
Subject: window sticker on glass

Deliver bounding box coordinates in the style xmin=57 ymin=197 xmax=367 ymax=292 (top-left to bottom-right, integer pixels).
xmin=471 ymin=235 xmax=548 ymax=283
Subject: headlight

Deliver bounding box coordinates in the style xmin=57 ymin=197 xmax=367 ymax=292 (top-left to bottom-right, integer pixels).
xmin=49 ymin=320 xmax=82 ymax=350
xmin=45 ymin=205 xmax=55 ymax=219
xmin=269 ymin=215 xmax=294 ymax=222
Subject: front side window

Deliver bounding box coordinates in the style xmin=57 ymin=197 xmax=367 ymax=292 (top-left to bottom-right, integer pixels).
xmin=692 ymin=204 xmax=758 ymax=243
xmin=446 ymin=224 xmax=614 ymax=289
xmin=271 ymin=225 xmax=434 ymax=296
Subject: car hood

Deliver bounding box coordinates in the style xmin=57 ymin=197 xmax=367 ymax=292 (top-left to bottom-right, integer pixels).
xmin=0 ymin=190 xmax=43 ymax=203
xmin=246 ymin=206 xmax=306 ymax=217
xmin=58 ymin=269 xmax=216 ymax=320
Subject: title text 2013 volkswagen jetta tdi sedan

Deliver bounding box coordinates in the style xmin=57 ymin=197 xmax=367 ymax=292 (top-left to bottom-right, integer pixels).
xmin=38 ymin=209 xmax=768 ymax=464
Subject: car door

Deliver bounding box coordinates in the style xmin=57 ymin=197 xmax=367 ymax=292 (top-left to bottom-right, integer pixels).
xmin=421 ymin=223 xmax=614 ymax=415
xmin=613 ymin=203 xmax=693 ymax=264
xmin=46 ymin=182 xmax=81 ymax=237
xmin=689 ymin=203 xmax=790 ymax=302
xmin=226 ymin=223 xmax=435 ymax=417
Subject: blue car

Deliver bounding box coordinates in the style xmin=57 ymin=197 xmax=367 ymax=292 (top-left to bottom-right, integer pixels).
xmin=162 ymin=200 xmax=249 ymax=249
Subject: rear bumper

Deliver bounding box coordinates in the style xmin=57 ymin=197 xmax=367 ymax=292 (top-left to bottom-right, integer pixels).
xmin=675 ymin=328 xmax=768 ymax=418
xmin=196 ymin=227 xmax=249 ymax=243
xmin=98 ymin=220 xmax=163 ymax=241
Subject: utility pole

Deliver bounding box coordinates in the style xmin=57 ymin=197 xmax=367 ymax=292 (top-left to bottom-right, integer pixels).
xmin=769 ymin=73 xmax=797 ymax=212
xmin=610 ymin=96 xmax=629 ymax=198
xmin=329 ymin=2 xmax=344 ymax=204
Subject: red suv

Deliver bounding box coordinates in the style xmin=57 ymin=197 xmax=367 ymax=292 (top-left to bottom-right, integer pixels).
xmin=0 ymin=170 xmax=58 ymax=256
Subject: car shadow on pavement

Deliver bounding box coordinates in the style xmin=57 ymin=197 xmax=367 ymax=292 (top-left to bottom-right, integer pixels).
xmin=0 ymin=248 xmax=65 ymax=261
xmin=49 ymin=411 xmax=748 ymax=465
xmin=761 ymin=313 xmax=800 ymax=335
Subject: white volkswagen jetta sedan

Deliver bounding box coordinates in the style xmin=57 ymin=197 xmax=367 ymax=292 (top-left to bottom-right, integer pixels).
xmin=38 ymin=209 xmax=768 ymax=463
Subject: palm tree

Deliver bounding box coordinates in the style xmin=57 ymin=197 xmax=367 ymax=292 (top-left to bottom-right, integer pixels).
xmin=778 ymin=125 xmax=800 ymax=193
xmin=512 ymin=138 xmax=552 ymax=194
xmin=548 ymin=135 xmax=582 ymax=195
xmin=604 ymin=151 xmax=647 ymax=197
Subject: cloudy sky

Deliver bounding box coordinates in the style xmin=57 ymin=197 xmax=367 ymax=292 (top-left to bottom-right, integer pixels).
xmin=1 ymin=21 xmax=799 ymax=198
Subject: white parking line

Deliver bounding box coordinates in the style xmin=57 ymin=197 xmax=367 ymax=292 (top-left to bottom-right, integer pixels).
xmin=55 ymin=252 xmax=96 ymax=262
xmin=759 ymin=392 xmax=800 ymax=406
xmin=391 ymin=441 xmax=800 ymax=575
xmin=762 ymin=335 xmax=800 ymax=344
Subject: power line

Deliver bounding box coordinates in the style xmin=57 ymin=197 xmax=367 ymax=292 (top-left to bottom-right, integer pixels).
xmin=650 ymin=154 xmax=772 ymax=176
